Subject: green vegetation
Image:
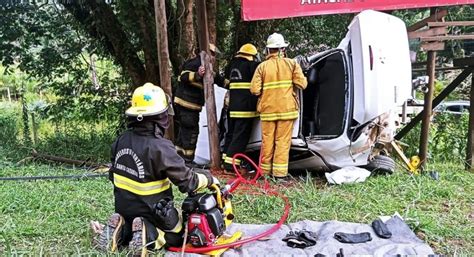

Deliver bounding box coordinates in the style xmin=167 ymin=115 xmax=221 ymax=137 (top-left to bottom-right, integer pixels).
xmin=402 ymin=113 xmax=470 ymax=164
xmin=0 ymin=103 xmax=473 ymax=255
xmin=0 ymin=2 xmax=473 ymax=256
xmin=1 ymin=161 xmax=472 ymax=255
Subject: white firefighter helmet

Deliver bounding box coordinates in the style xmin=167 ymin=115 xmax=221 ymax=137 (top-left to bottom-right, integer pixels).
xmin=266 ymin=33 xmax=289 ymax=48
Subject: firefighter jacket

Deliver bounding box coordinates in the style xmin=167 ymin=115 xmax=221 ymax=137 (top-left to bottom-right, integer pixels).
xmin=175 ymin=56 xmax=228 ymax=111
xmin=225 ymin=55 xmax=260 ymax=118
xmin=250 ymin=52 xmax=308 ymax=121
xmin=109 ymin=121 xmax=211 ymax=224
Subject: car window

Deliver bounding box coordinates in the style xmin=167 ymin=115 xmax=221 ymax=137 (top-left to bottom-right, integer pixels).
xmin=446 ymin=105 xmax=462 ymax=112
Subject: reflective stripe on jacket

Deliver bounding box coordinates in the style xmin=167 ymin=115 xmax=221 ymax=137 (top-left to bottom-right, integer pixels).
xmin=225 ymin=56 xmax=260 ymax=118
xmin=109 ymin=121 xmax=210 ymax=225
xmin=175 ymin=56 xmax=229 ymax=110
xmin=250 ymin=53 xmax=308 ymax=121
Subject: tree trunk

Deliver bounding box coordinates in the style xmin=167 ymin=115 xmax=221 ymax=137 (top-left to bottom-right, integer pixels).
xmin=154 ymin=0 xmax=174 ymax=140
xmin=175 ymin=0 xmax=196 ymax=69
xmin=131 ymin=0 xmax=161 ymax=85
xmin=230 ymin=0 xmax=240 ymax=55
xmin=206 ymin=0 xmax=217 ymax=45
xmin=165 ymin=0 xmax=180 ymax=76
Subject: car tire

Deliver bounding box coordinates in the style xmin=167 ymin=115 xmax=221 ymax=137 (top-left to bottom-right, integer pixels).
xmin=366 ymin=155 xmax=395 ymax=174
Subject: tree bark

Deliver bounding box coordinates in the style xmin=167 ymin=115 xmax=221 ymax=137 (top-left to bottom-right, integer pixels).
xmin=196 ymin=0 xmax=221 ymax=168
xmin=62 ymin=0 xmax=146 ymax=88
xmin=206 ymin=0 xmax=217 ymax=45
xmin=154 ymin=0 xmax=174 ymax=140
xmin=177 ymin=0 xmax=196 ymax=68
xmin=165 ymin=0 xmax=180 ymax=76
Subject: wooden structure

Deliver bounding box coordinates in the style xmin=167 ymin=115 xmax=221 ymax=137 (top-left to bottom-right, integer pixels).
xmin=153 ymin=0 xmax=220 ymax=167
xmin=396 ymin=8 xmax=474 ymax=171
xmin=196 ymin=0 xmax=221 ymax=168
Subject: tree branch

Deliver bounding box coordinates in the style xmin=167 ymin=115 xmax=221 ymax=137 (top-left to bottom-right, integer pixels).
xmin=62 ymin=0 xmax=146 ymax=88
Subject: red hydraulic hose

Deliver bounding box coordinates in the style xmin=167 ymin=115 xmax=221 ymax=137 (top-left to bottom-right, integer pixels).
xmin=168 ymin=152 xmax=291 ymax=253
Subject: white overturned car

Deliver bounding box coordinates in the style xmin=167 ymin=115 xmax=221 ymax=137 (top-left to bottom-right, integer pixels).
xmin=195 ymin=10 xmax=412 ymax=172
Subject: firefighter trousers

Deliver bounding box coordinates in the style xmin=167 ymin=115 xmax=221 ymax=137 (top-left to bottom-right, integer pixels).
xmin=223 ymin=117 xmax=254 ymax=170
xmin=175 ymin=105 xmax=200 ymax=162
xmin=260 ymin=119 xmax=294 ymax=177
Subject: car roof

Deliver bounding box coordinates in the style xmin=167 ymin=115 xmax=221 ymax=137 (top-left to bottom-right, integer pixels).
xmin=440 ymin=100 xmax=470 ymax=106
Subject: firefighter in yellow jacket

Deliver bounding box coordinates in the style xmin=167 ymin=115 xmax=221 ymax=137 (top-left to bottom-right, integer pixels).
xmin=250 ymin=33 xmax=307 ymax=178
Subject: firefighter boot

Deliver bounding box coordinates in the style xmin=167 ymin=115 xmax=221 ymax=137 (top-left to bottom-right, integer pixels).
xmin=129 ymin=217 xmax=167 ymax=256
xmin=129 ymin=217 xmax=147 ymax=257
xmin=96 ymin=213 xmax=124 ymax=252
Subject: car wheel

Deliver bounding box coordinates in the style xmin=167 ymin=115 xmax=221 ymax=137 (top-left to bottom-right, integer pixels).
xmin=366 ymin=155 xmax=395 ymax=174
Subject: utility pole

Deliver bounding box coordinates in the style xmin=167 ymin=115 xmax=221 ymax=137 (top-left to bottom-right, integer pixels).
xmin=196 ymin=0 xmax=221 ymax=169
xmin=154 ymin=0 xmax=174 ymax=140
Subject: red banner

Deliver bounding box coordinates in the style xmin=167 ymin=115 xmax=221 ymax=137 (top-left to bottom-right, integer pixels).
xmin=241 ymin=0 xmax=474 ymax=21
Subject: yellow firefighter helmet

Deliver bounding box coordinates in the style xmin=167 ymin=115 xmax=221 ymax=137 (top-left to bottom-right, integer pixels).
xmin=125 ymin=82 xmax=170 ymax=118
xmin=238 ymin=43 xmax=258 ymax=56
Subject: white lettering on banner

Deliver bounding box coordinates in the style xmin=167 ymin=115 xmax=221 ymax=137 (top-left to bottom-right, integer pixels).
xmin=301 ymin=0 xmax=353 ymax=4
xmin=114 ymin=148 xmax=145 ymax=178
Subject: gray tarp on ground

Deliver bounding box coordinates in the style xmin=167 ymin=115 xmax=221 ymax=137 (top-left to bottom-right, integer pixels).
xmin=165 ymin=216 xmax=434 ymax=257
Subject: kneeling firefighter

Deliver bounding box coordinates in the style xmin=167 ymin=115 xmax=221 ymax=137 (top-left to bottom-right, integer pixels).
xmin=97 ymin=83 xmax=218 ymax=255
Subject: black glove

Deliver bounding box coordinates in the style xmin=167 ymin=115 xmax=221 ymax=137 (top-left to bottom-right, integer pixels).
xmin=336 ymin=248 xmax=344 ymax=257
xmin=371 ymin=219 xmax=392 ymax=239
xmin=334 ymin=232 xmax=372 ymax=244
xmin=299 ymin=230 xmax=317 ymax=245
xmin=282 ymin=230 xmax=317 ymax=249
xmin=153 ymin=198 xmax=180 ymax=231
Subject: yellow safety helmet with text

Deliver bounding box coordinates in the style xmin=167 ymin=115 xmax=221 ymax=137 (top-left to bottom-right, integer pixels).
xmin=125 ymin=82 xmax=171 ymax=118
xmin=238 ymin=43 xmax=258 ymax=56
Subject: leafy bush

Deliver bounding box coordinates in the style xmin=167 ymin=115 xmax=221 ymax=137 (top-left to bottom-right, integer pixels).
xmin=0 ymin=102 xmax=20 ymax=148
xmin=400 ymin=113 xmax=469 ymax=164
xmin=431 ymin=113 xmax=468 ymax=163
xmin=34 ymin=119 xmax=121 ymax=163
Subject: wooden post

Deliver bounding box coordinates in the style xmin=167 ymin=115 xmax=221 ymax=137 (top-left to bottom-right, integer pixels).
xmin=466 ymin=68 xmax=474 ymax=171
xmin=418 ymin=8 xmax=439 ymax=170
xmin=7 ymin=87 xmax=11 ymax=102
xmin=196 ymin=0 xmax=221 ymax=169
xmin=31 ymin=112 xmax=38 ymax=146
xmin=154 ymin=0 xmax=174 ymax=140
xmin=419 ymin=50 xmax=436 ymax=169
xmin=196 ymin=0 xmax=210 ymax=53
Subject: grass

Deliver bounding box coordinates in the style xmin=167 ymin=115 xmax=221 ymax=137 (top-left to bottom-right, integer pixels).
xmin=1 ymin=159 xmax=473 ymax=255
xmin=0 ymin=105 xmax=472 ymax=255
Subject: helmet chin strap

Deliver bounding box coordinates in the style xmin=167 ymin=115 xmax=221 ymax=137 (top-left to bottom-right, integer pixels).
xmin=278 ymin=49 xmax=283 ymax=58
xmin=266 ymin=47 xmax=285 ymax=57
